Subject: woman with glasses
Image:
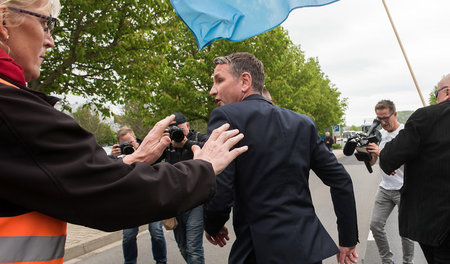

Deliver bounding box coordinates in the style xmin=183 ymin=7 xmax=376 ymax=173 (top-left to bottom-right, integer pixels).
xmin=0 ymin=1 xmax=247 ymax=263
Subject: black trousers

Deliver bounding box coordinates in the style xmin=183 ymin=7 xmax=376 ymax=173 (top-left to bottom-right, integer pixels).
xmin=419 ymin=234 xmax=450 ymax=264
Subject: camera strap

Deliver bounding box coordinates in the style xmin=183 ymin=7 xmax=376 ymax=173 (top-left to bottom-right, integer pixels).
xmin=194 ymin=131 xmax=199 ymax=141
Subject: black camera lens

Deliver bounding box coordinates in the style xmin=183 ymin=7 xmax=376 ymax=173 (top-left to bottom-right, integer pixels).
xmin=119 ymin=142 xmax=134 ymax=155
xmin=168 ymin=126 xmax=184 ymax=142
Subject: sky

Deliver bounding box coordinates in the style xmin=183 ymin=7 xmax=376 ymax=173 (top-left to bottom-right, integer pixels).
xmin=281 ymin=0 xmax=449 ymax=126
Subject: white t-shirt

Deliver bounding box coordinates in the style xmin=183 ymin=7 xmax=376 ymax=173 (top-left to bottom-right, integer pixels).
xmin=378 ymin=124 xmax=404 ymax=190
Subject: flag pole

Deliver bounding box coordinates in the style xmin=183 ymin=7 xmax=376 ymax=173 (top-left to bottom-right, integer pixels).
xmin=381 ymin=0 xmax=426 ymax=107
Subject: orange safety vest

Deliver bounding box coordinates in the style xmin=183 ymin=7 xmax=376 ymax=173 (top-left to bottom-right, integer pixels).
xmin=0 ymin=78 xmax=20 ymax=89
xmin=0 ymin=78 xmax=67 ymax=263
xmin=0 ymin=212 xmax=67 ymax=264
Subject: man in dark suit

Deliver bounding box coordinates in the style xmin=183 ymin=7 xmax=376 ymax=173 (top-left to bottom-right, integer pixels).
xmin=203 ymin=52 xmax=359 ymax=264
xmin=379 ymin=74 xmax=450 ymax=264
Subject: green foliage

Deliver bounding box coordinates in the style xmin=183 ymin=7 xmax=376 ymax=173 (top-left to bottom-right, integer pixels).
xmin=332 ymin=143 xmax=342 ymax=149
xmin=396 ymin=110 xmax=414 ymax=124
xmin=429 ymin=86 xmax=437 ymax=105
xmin=72 ymin=105 xmax=116 ymax=145
xmin=349 ymin=125 xmax=360 ymax=131
xmin=113 ymin=104 xmax=153 ymax=140
xmin=37 ymin=0 xmax=347 ymax=133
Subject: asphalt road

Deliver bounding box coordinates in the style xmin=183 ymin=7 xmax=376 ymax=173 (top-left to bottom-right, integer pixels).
xmin=65 ymin=154 xmax=427 ymax=264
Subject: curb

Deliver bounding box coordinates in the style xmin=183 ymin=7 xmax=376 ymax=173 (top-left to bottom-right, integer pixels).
xmin=64 ymin=225 xmax=148 ymax=261
xmin=64 ymin=230 xmax=121 ymax=261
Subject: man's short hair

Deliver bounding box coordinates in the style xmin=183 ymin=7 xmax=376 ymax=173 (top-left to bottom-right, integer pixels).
xmin=375 ymin=99 xmax=396 ymax=113
xmin=117 ymin=126 xmax=135 ymax=141
xmin=214 ymin=52 xmax=265 ymax=93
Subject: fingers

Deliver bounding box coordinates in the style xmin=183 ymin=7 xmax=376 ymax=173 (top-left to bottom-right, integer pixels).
xmin=214 ymin=234 xmax=228 ymax=247
xmin=205 ymin=232 xmax=217 ymax=245
xmin=348 ymin=251 xmax=358 ymax=263
xmin=146 ymin=115 xmax=175 ymax=141
xmin=205 ymin=232 xmax=226 ymax=247
xmin=337 ymin=247 xmax=358 ymax=264
xmin=208 ymin=123 xmax=231 ymax=141
xmin=191 ymin=144 xmax=200 ymax=155
xmin=221 ymin=131 xmax=243 ymax=149
xmin=152 ymin=135 xmax=171 ymax=154
xmin=337 ymin=252 xmax=345 ymax=264
xmin=229 ymin=145 xmax=248 ymax=157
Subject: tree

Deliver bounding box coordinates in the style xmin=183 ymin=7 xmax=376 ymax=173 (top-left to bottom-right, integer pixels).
xmin=35 ymin=0 xmax=175 ymax=116
xmin=72 ymin=105 xmax=116 ymax=145
xmin=113 ymin=104 xmax=153 ymax=140
xmin=429 ymin=86 xmax=437 ymax=105
xmin=349 ymin=125 xmax=360 ymax=131
xmin=37 ymin=0 xmax=346 ymax=133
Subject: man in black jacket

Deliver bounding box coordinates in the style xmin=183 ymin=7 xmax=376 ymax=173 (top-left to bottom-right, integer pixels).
xmin=379 ymin=74 xmax=450 ymax=264
xmin=163 ymin=113 xmax=208 ymax=264
xmin=203 ymin=52 xmax=358 ymax=264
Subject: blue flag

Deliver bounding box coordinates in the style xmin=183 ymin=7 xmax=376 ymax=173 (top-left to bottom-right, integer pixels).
xmin=170 ymin=0 xmax=340 ymax=50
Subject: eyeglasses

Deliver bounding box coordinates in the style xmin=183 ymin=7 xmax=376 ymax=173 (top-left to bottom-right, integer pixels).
xmin=434 ymin=86 xmax=448 ymax=98
xmin=376 ymin=112 xmax=394 ymax=122
xmin=8 ymin=7 xmax=57 ymax=35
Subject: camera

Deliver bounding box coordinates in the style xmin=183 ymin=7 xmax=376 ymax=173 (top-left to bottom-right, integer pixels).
xmin=165 ymin=125 xmax=185 ymax=143
xmin=119 ymin=141 xmax=135 ymax=155
xmin=343 ymin=119 xmax=381 ymax=173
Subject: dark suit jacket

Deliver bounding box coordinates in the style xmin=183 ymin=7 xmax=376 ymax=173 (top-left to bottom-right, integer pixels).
xmin=204 ymin=94 xmax=358 ymax=264
xmin=380 ymin=100 xmax=450 ymax=247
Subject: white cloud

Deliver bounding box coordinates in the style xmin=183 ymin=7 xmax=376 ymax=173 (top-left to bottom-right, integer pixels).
xmin=282 ymin=0 xmax=449 ymax=126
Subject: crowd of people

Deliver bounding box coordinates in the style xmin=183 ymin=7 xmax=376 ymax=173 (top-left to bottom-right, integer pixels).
xmin=0 ymin=0 xmax=449 ymax=264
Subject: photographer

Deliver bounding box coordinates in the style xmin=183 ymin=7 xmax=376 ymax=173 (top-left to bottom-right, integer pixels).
xmin=110 ymin=127 xmax=140 ymax=157
xmin=161 ymin=113 xmax=208 ymax=264
xmin=110 ymin=126 xmax=167 ymax=264
xmin=366 ymin=100 xmax=414 ymax=264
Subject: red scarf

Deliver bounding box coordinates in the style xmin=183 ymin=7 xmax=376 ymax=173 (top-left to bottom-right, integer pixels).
xmin=0 ymin=48 xmax=26 ymax=86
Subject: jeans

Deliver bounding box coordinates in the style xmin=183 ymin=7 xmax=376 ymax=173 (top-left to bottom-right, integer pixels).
xmin=370 ymin=187 xmax=414 ymax=264
xmin=122 ymin=221 xmax=167 ymax=264
xmin=173 ymin=205 xmax=205 ymax=264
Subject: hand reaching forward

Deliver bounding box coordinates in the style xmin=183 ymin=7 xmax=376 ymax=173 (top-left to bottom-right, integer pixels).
xmin=122 ymin=115 xmax=174 ymax=165
xmin=336 ymin=245 xmax=358 ymax=264
xmin=192 ymin=123 xmax=248 ymax=175
xmin=205 ymin=226 xmax=229 ymax=247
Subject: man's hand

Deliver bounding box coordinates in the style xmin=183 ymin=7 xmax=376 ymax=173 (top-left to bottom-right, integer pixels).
xmin=192 ymin=123 xmax=248 ymax=175
xmin=110 ymin=144 xmax=121 ymax=157
xmin=122 ymin=115 xmax=174 ymax=165
xmin=205 ymin=226 xmax=229 ymax=247
xmin=336 ymin=246 xmax=358 ymax=264
xmin=171 ymin=136 xmax=188 ymax=149
xmin=366 ymin=143 xmax=380 ymax=157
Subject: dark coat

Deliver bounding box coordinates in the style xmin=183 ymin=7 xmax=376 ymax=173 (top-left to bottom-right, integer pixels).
xmin=0 ymin=76 xmax=215 ymax=232
xmin=204 ymin=94 xmax=358 ymax=264
xmin=380 ymin=100 xmax=450 ymax=246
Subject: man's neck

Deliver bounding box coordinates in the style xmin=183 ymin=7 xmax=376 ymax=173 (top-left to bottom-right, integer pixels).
xmin=388 ymin=121 xmax=401 ymax=133
xmin=240 ymin=90 xmax=259 ymax=101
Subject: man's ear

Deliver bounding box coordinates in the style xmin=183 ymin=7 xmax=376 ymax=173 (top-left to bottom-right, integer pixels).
xmin=240 ymin=72 xmax=252 ymax=93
